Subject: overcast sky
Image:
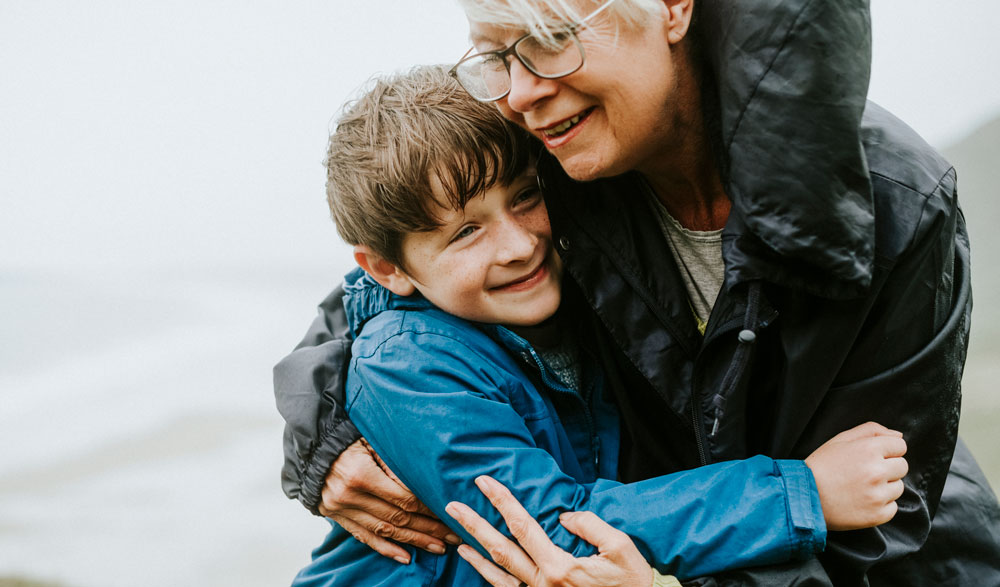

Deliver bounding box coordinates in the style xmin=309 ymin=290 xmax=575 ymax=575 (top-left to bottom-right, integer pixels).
xmin=2 ymin=0 xmax=999 ymax=275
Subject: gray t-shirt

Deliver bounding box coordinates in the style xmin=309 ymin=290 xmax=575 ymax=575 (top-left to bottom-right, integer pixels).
xmin=646 ymin=194 xmax=725 ymax=334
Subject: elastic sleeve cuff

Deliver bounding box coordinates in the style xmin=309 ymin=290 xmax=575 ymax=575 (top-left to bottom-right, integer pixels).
xmin=299 ymin=417 xmax=363 ymax=515
xmin=775 ymin=459 xmax=827 ymax=558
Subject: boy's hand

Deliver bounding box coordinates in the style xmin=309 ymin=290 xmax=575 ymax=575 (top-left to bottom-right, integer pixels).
xmin=320 ymin=438 xmax=460 ymax=563
xmin=805 ymin=422 xmax=909 ymax=531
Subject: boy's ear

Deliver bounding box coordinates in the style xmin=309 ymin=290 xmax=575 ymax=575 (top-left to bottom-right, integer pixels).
xmin=353 ymin=245 xmax=416 ymax=297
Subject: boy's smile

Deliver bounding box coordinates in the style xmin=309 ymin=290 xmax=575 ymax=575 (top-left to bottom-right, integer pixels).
xmin=396 ymin=171 xmax=562 ymax=327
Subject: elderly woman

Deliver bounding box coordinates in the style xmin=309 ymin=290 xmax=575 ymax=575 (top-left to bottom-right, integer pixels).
xmin=276 ymin=0 xmax=1000 ymax=585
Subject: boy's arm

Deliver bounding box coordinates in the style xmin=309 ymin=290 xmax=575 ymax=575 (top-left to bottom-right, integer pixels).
xmin=274 ymin=285 xmax=453 ymax=560
xmin=447 ymin=423 xmax=906 ymax=587
xmin=350 ymin=330 xmax=826 ymax=580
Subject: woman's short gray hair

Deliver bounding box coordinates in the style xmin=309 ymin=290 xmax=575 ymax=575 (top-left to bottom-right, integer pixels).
xmin=457 ymin=0 xmax=663 ymax=41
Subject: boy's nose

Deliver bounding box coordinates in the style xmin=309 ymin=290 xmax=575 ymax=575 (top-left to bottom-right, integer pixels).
xmin=495 ymin=218 xmax=538 ymax=264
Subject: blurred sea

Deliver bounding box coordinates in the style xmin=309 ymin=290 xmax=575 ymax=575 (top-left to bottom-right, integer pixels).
xmin=0 ymin=266 xmax=346 ymax=586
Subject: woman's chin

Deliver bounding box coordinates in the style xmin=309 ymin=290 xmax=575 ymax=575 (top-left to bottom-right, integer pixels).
xmin=553 ymin=153 xmax=613 ymax=182
xmin=549 ymin=142 xmax=629 ymax=182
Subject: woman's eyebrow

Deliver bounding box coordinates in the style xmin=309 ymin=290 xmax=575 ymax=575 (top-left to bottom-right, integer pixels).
xmin=469 ymin=27 xmax=515 ymax=49
xmin=469 ymin=34 xmax=500 ymax=49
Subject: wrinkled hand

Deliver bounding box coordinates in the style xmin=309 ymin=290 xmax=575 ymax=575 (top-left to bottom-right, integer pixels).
xmin=805 ymin=421 xmax=909 ymax=531
xmin=446 ymin=476 xmax=653 ymax=587
xmin=321 ymin=438 xmax=460 ymax=563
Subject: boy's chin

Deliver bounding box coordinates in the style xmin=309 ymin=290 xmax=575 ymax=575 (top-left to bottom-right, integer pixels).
xmin=504 ymin=305 xmax=563 ymax=345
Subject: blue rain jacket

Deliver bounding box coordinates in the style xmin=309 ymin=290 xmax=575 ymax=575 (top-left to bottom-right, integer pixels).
xmin=292 ymin=269 xmax=825 ymax=586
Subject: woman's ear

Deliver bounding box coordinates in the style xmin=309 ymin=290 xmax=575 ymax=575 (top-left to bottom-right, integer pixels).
xmin=663 ymin=0 xmax=694 ymax=44
xmin=353 ymin=245 xmax=417 ymax=297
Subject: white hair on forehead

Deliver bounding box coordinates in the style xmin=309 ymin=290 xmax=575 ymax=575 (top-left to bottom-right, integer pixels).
xmin=457 ymin=0 xmax=662 ymax=41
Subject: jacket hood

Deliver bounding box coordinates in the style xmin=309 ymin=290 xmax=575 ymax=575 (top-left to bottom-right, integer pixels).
xmin=702 ymin=0 xmax=875 ymax=297
xmin=341 ymin=267 xmax=430 ymax=337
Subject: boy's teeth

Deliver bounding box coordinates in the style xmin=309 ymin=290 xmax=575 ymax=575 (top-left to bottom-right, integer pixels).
xmin=544 ymin=114 xmax=582 ymax=137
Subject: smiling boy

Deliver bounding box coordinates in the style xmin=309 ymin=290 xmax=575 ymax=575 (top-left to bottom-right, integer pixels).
xmin=288 ymin=65 xmax=908 ymax=587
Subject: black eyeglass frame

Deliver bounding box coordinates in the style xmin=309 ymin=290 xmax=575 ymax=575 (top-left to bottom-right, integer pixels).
xmin=448 ymin=0 xmax=621 ymax=102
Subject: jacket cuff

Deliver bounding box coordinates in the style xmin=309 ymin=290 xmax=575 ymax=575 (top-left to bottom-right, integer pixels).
xmin=299 ymin=416 xmax=362 ymax=515
xmin=775 ymin=459 xmax=827 ymax=559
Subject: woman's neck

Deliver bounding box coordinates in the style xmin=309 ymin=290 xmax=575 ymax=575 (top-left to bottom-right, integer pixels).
xmin=639 ymin=52 xmax=731 ymax=232
xmin=644 ymin=163 xmax=730 ymax=231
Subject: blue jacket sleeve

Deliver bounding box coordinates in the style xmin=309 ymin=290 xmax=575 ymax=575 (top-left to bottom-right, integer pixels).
xmin=347 ymin=329 xmax=825 ymax=580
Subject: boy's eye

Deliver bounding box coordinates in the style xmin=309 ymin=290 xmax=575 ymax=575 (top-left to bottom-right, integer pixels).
xmin=513 ymin=187 xmax=542 ymax=206
xmin=452 ymin=225 xmax=479 ymax=242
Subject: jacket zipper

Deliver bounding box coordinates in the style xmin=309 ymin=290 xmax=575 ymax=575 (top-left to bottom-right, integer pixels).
xmin=523 ymin=349 xmax=601 ymax=473
xmin=692 ymin=283 xmax=766 ymax=466
xmin=690 ymin=366 xmax=710 ymax=467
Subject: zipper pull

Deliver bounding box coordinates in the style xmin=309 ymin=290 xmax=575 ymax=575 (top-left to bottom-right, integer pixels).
xmin=709 ymin=394 xmax=726 ymax=437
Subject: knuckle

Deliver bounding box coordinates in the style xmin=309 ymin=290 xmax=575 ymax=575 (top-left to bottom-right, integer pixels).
xmin=387 ymin=509 xmax=412 ymax=527
xmin=547 ymin=563 xmax=572 ymax=585
xmin=396 ymin=494 xmax=419 ymax=512
xmin=372 ymin=521 xmax=396 ymax=538
xmin=488 ymin=547 xmax=512 ymax=569
xmin=880 ymin=502 xmax=899 ymax=524
xmin=349 ymin=528 xmax=374 ymax=547
xmin=605 ymin=532 xmax=630 ymax=552
xmin=342 ymin=468 xmax=368 ymax=489
xmin=324 ymin=485 xmax=349 ymax=509
xmin=506 ymin=516 xmax=532 ymax=540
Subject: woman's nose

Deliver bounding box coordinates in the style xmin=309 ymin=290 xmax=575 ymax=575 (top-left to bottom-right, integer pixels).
xmin=503 ymin=58 xmax=559 ymax=114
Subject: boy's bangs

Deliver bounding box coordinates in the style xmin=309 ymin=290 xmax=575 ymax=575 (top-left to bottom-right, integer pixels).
xmin=432 ymin=120 xmax=539 ymax=217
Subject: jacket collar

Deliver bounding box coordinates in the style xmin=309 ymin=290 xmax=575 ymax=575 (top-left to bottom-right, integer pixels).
xmin=341 ymin=267 xmax=432 ymax=338
xmin=340 ymin=267 xmax=551 ymax=362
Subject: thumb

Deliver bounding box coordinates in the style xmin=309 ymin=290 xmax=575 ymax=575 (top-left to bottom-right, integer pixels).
xmin=559 ymin=511 xmax=623 ymax=550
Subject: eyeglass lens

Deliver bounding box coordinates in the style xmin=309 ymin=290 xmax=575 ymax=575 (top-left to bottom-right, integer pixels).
xmin=456 ymin=33 xmax=582 ymax=100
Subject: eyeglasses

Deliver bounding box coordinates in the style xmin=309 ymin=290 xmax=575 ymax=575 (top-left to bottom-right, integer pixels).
xmin=449 ymin=0 xmax=620 ymax=102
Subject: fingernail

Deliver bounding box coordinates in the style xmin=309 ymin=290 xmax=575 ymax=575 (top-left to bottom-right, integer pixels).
xmin=445 ymin=502 xmax=462 ymax=519
xmin=474 ymin=476 xmax=489 ymax=492
xmin=427 ymin=544 xmax=446 ymax=555
xmin=394 ymin=555 xmax=410 ymax=565
xmin=445 ymin=533 xmax=462 ymax=545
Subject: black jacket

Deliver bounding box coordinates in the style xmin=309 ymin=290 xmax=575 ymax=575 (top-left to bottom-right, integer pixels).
xmin=535 ymin=100 xmax=1000 ymax=584
xmin=275 ymin=0 xmax=1000 ymax=584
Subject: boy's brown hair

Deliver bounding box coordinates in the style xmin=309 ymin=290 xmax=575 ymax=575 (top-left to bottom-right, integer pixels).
xmin=326 ymin=64 xmax=539 ymax=269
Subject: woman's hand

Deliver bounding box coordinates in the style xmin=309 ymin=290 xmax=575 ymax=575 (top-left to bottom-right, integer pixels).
xmin=446 ymin=475 xmax=654 ymax=587
xmin=320 ymin=438 xmax=459 ymax=563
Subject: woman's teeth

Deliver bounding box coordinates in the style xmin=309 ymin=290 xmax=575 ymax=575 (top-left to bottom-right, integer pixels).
xmin=543 ymin=114 xmax=582 ymax=137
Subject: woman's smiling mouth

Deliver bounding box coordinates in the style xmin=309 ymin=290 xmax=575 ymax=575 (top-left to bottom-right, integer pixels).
xmin=540 ymin=108 xmax=594 ymax=138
